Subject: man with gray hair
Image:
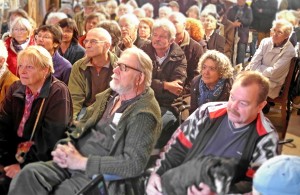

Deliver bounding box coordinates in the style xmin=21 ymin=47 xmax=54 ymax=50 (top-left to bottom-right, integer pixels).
xmin=142 ymin=19 xmax=187 ymax=150
xmin=0 ymin=40 xmax=18 ymax=103
xmin=169 ymin=12 xmax=203 ymax=92
xmin=8 ymin=47 xmax=162 ymax=195
xmin=118 ymin=14 xmax=149 ymax=53
xmin=68 ymin=27 xmax=118 ymax=120
xmin=245 ymin=19 xmax=296 ymax=100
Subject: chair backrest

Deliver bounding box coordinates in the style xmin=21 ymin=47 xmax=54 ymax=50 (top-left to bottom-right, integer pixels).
xmin=281 ymin=57 xmax=298 ymax=101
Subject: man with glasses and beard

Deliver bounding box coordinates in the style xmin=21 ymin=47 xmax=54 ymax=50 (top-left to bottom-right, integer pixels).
xmin=8 ymin=47 xmax=162 ymax=195
xmin=146 ymin=71 xmax=278 ymax=195
xmin=68 ymin=27 xmax=118 ymax=120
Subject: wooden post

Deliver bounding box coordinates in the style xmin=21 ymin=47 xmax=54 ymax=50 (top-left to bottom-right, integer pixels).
xmin=28 ymin=0 xmax=46 ymax=27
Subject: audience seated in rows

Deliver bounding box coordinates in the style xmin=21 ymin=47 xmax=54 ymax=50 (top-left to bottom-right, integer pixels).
xmin=8 ymin=47 xmax=162 ymax=195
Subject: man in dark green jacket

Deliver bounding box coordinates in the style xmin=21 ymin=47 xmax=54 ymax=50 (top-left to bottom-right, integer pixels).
xmin=8 ymin=47 xmax=162 ymax=195
xmin=68 ymin=27 xmax=118 ymax=120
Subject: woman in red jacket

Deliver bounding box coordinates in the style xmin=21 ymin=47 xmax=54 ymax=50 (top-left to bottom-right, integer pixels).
xmin=5 ymin=17 xmax=35 ymax=76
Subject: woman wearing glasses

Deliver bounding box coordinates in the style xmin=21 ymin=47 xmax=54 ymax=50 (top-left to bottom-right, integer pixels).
xmin=4 ymin=17 xmax=35 ymax=76
xmin=0 ymin=46 xmax=72 ymax=194
xmin=190 ymin=50 xmax=234 ymax=114
xmin=58 ymin=18 xmax=85 ymax=65
xmin=35 ymin=25 xmax=72 ymax=85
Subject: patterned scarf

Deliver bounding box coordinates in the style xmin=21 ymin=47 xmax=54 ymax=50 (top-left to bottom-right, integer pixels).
xmin=17 ymin=88 xmax=40 ymax=137
xmin=198 ymin=78 xmax=226 ymax=107
xmin=11 ymin=38 xmax=28 ymax=53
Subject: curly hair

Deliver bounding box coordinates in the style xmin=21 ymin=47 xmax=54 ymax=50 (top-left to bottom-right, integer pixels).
xmin=198 ymin=50 xmax=233 ymax=79
xmin=185 ymin=18 xmax=205 ymax=42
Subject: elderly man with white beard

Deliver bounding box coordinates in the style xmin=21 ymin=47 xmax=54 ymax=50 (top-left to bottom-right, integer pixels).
xmin=8 ymin=47 xmax=162 ymax=195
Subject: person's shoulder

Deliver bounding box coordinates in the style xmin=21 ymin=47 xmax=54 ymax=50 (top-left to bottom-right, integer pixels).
xmin=170 ymin=42 xmax=186 ymax=57
xmin=72 ymin=57 xmax=89 ymax=69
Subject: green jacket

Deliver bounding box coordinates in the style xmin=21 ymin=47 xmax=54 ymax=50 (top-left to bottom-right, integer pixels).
xmin=68 ymin=51 xmax=118 ymax=119
xmin=71 ymin=88 xmax=162 ymax=195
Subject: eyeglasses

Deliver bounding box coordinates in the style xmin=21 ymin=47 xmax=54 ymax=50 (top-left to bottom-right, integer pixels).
xmin=201 ymin=64 xmax=217 ymax=72
xmin=115 ymin=62 xmax=142 ymax=73
xmin=270 ymin=29 xmax=284 ymax=36
xmin=12 ymin=28 xmax=27 ymax=33
xmin=35 ymin=34 xmax=53 ymax=40
xmin=83 ymin=39 xmax=106 ymax=46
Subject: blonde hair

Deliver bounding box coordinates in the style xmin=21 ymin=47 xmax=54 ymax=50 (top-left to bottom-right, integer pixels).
xmin=17 ymin=46 xmax=54 ymax=74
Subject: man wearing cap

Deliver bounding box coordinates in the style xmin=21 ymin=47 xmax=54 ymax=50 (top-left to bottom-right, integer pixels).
xmin=74 ymin=0 xmax=97 ymax=36
xmin=146 ymin=71 xmax=279 ymax=195
xmin=253 ymin=155 xmax=300 ymax=195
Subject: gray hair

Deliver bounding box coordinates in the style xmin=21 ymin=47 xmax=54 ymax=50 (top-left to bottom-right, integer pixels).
xmin=169 ymin=12 xmax=186 ymax=25
xmin=141 ymin=3 xmax=154 ymax=18
xmin=9 ymin=17 xmax=32 ymax=36
xmin=152 ymin=19 xmax=176 ymax=40
xmin=122 ymin=47 xmax=153 ymax=88
xmin=198 ymin=50 xmax=233 ymax=79
xmin=46 ymin=12 xmax=68 ymax=25
xmin=271 ymin=19 xmax=293 ymax=37
xmin=119 ymin=13 xmax=140 ymax=28
xmin=159 ymin=6 xmax=172 ymax=18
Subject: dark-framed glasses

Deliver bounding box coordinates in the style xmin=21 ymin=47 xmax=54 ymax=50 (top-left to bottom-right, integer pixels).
xmin=115 ymin=62 xmax=142 ymax=73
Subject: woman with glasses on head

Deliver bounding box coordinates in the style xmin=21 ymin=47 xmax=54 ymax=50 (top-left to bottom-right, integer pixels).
xmin=5 ymin=17 xmax=35 ymax=76
xmin=0 ymin=46 xmax=72 ymax=194
xmin=58 ymin=18 xmax=85 ymax=65
xmin=35 ymin=25 xmax=72 ymax=85
xmin=190 ymin=50 xmax=234 ymax=114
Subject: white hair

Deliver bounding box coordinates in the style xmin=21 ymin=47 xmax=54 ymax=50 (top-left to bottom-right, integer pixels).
xmin=119 ymin=13 xmax=140 ymax=27
xmin=46 ymin=12 xmax=68 ymax=25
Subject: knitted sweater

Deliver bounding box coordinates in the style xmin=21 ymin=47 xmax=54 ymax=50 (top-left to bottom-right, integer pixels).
xmin=69 ymin=88 xmax=162 ymax=194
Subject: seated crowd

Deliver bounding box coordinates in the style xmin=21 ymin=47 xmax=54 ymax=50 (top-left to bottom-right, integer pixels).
xmin=0 ymin=0 xmax=300 ymax=194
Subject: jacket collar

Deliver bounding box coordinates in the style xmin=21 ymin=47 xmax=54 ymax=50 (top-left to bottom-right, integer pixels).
xmin=12 ymin=74 xmax=54 ymax=99
xmin=78 ymin=51 xmax=117 ymax=71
